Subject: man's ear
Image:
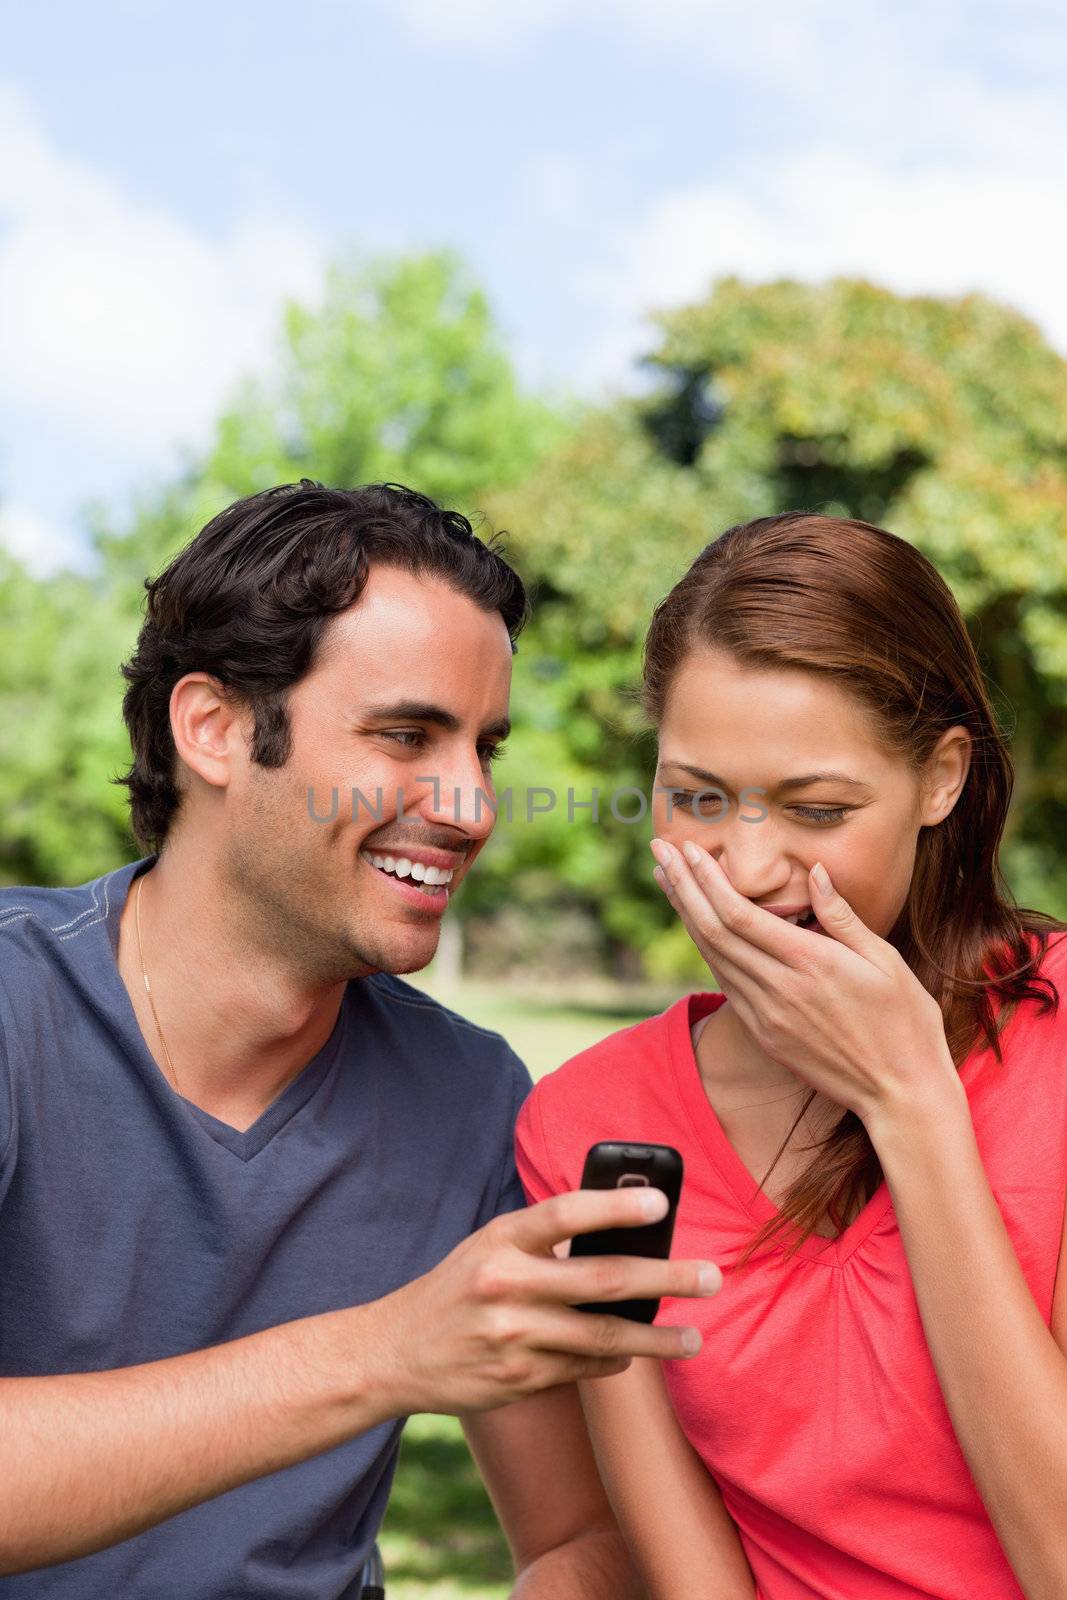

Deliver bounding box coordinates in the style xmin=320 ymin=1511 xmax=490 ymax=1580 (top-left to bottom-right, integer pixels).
xmin=169 ymin=674 xmax=248 ymax=794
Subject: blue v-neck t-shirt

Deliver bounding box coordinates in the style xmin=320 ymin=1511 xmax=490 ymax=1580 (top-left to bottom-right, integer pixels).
xmin=0 ymin=855 xmax=534 ymax=1597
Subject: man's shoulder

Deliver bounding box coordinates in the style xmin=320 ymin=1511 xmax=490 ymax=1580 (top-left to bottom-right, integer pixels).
xmin=364 ymin=971 xmax=517 ymax=1046
xmin=0 ymin=871 xmax=113 ymax=963
xmin=0 ymin=871 xmax=123 ymax=1095
xmin=361 ymin=972 xmax=533 ymax=1086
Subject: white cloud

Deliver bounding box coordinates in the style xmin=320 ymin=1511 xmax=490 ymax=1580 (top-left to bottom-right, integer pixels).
xmin=0 ymin=502 xmax=97 ymax=578
xmin=389 ymin=0 xmax=1065 ymax=86
xmin=390 ymin=0 xmax=1067 ymax=240
xmin=389 ymin=0 xmax=572 ymax=52
xmin=4 ymin=2 xmax=1066 ymax=549
xmin=391 ymin=0 xmax=1067 ymax=389
xmin=581 ymin=148 xmax=1067 ymax=386
xmin=0 ymin=85 xmax=325 ymax=456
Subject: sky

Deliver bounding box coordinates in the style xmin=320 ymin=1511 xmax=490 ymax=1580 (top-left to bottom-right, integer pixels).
xmin=2 ymin=0 xmax=1065 ymax=575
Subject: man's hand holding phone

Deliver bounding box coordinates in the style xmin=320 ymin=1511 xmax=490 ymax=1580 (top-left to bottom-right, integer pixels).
xmin=364 ymin=1161 xmax=721 ymax=1420
xmin=0 ymin=1150 xmax=715 ymax=1577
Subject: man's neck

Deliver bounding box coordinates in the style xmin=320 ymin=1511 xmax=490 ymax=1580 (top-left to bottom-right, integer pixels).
xmin=115 ymin=845 xmax=349 ymax=1132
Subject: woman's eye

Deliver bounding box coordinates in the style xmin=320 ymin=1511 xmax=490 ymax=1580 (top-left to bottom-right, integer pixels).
xmin=479 ymin=743 xmax=507 ymax=767
xmin=665 ymin=789 xmax=726 ymax=816
xmin=665 ymin=791 xmax=850 ymax=825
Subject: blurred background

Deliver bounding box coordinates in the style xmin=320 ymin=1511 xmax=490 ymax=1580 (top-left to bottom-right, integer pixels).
xmin=3 ymin=2 xmax=1067 ymax=1594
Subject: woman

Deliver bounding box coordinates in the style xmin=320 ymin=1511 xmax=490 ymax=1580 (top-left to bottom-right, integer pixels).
xmin=515 ymin=511 xmax=1067 ymax=1600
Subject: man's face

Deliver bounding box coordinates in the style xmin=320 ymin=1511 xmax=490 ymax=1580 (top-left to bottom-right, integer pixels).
xmin=220 ymin=565 xmax=513 ymax=981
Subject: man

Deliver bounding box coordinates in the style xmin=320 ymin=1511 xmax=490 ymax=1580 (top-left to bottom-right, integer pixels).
xmin=0 ymin=482 xmax=719 ymax=1597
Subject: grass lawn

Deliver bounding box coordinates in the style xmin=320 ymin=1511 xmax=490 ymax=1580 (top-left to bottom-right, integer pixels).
xmin=404 ymin=970 xmax=683 ymax=1081
xmin=375 ymin=974 xmax=685 ymax=1598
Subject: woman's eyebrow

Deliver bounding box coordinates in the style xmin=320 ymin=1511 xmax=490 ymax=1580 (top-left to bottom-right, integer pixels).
xmin=660 ymin=761 xmax=874 ymax=794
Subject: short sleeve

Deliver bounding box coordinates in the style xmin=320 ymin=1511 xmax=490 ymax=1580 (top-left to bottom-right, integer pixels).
xmin=0 ymin=990 xmax=16 ymax=1206
xmin=485 ymin=1049 xmax=536 ymax=1221
xmin=514 ymin=1079 xmax=563 ymax=1205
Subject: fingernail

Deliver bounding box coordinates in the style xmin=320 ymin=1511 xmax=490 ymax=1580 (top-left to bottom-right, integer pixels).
xmin=680 ymin=1328 xmax=702 ymax=1355
xmin=649 ymin=838 xmax=672 ymax=867
xmin=682 ymin=840 xmax=702 ymax=866
xmin=698 ymin=1265 xmax=722 ymax=1294
xmin=639 ymin=1188 xmax=669 ymax=1219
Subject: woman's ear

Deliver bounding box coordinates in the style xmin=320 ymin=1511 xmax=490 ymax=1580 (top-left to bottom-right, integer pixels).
xmin=919 ymin=725 xmax=972 ymax=827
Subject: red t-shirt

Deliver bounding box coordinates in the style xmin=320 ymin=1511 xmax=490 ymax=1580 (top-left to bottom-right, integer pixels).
xmin=514 ymin=930 xmax=1067 ymax=1600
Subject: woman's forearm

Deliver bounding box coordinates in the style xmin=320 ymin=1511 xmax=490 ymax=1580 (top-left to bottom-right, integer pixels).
xmin=868 ymin=1076 xmax=1067 ymax=1598
xmin=511 ymin=1527 xmax=647 ymax=1599
xmin=577 ymin=1366 xmax=758 ymax=1600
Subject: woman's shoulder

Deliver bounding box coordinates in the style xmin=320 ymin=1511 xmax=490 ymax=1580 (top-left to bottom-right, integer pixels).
xmin=531 ymin=993 xmax=695 ymax=1103
xmin=1001 ymin=924 xmax=1067 ymax=975
xmin=517 ymin=992 xmax=722 ymax=1157
xmin=1002 ymin=925 xmax=1067 ymax=1020
xmin=515 ymin=993 xmax=707 ymax=1198
xmin=1021 ymin=925 xmax=1067 ymax=1033
xmin=1038 ymin=927 xmax=1067 ymax=979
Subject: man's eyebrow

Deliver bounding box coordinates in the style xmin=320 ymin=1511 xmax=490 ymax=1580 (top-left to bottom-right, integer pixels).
xmin=361 ymin=700 xmax=511 ymax=741
xmin=660 ymin=761 xmax=874 ymax=794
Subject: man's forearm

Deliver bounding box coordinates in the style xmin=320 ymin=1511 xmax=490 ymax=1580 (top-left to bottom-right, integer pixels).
xmin=511 ymin=1527 xmax=646 ymax=1600
xmin=0 ymin=1302 xmax=398 ymax=1575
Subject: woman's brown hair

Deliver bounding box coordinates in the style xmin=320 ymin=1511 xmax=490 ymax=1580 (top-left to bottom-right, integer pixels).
xmin=641 ymin=511 xmax=1067 ymax=1268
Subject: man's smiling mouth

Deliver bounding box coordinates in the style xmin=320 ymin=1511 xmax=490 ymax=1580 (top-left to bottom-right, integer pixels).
xmin=359 ymin=850 xmax=457 ymax=901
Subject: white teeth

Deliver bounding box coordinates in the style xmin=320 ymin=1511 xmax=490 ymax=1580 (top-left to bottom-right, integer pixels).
xmin=360 ymin=852 xmax=454 ymax=886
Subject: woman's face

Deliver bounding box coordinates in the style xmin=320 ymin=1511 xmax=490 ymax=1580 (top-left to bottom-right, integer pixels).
xmin=651 ymin=647 xmax=971 ymax=944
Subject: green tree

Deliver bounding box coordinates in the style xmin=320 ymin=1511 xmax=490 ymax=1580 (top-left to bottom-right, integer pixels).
xmin=484 ymin=278 xmax=1067 ymax=978
xmin=95 ymin=249 xmax=569 ymax=583
xmin=2 ymin=251 xmax=570 ymax=887
xmin=0 ymin=551 xmax=136 ymax=884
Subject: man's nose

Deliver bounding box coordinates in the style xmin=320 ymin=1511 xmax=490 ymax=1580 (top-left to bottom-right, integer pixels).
xmin=415 ymin=754 xmax=499 ymax=841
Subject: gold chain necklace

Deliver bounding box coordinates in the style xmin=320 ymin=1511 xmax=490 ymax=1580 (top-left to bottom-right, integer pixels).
xmin=134 ymin=873 xmax=184 ymax=1098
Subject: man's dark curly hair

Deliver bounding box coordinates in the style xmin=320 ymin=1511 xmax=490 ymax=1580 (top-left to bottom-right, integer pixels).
xmin=116 ymin=480 xmax=530 ymax=854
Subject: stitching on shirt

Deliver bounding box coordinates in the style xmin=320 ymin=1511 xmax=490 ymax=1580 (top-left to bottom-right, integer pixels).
xmin=58 ymin=876 xmax=109 ymax=941
xmin=50 ymin=883 xmax=105 ymax=934
xmin=0 ymin=877 xmax=111 ymax=942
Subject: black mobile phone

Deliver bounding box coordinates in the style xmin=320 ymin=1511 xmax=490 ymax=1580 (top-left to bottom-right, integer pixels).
xmin=569 ymin=1141 xmax=684 ymax=1322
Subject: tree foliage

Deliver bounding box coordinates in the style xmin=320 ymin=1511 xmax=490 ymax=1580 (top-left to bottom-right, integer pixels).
xmin=0 ymin=552 xmax=135 ymax=882
xmin=94 ymin=249 xmax=569 ymax=584
xmin=3 ymin=266 xmax=1065 ymax=986
xmin=484 ymin=278 xmax=1067 ymax=977
xmin=1 ymin=251 xmax=569 ymax=885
